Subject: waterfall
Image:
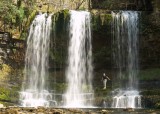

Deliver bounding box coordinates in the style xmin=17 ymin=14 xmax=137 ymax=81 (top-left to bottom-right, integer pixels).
xmin=64 ymin=10 xmax=93 ymax=108
xmin=111 ymin=11 xmax=141 ymax=108
xmin=20 ymin=13 xmax=55 ymax=107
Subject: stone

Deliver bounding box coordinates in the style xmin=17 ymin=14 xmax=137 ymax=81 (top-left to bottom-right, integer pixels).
xmin=101 ymin=109 xmax=109 ymax=113
xmin=0 ymin=104 xmax=4 ymax=108
xmin=123 ymin=108 xmax=134 ymax=112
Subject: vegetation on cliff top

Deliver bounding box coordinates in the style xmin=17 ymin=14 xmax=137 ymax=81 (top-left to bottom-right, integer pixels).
xmin=0 ymin=0 xmax=37 ymax=39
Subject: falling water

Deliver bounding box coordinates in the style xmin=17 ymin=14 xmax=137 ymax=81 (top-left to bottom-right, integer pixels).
xmin=111 ymin=11 xmax=141 ymax=108
xmin=64 ymin=10 xmax=93 ymax=107
xmin=20 ymin=13 xmax=55 ymax=107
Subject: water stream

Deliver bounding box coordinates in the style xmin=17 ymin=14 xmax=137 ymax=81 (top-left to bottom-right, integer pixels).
xmin=111 ymin=11 xmax=141 ymax=108
xmin=64 ymin=10 xmax=94 ymax=108
xmin=19 ymin=13 xmax=56 ymax=107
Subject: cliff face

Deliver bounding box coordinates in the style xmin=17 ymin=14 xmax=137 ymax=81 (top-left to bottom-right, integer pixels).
xmin=91 ymin=0 xmax=159 ymax=11
xmin=36 ymin=0 xmax=90 ymax=12
xmin=47 ymin=9 xmax=160 ymax=108
xmin=90 ymin=1 xmax=160 ymax=108
xmin=139 ymin=12 xmax=160 ymax=68
xmin=48 ymin=8 xmax=160 ymax=76
xmin=91 ymin=12 xmax=160 ymax=69
xmin=0 ymin=0 xmax=159 ymax=107
xmin=89 ymin=0 xmax=160 ymax=69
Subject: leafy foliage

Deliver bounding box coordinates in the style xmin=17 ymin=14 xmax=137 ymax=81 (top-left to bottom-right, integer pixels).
xmin=0 ymin=0 xmax=36 ymax=28
xmin=0 ymin=0 xmax=19 ymax=24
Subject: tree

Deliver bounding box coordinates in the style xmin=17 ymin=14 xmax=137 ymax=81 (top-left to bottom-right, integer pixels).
xmin=0 ymin=0 xmax=20 ymax=26
xmin=0 ymin=0 xmax=32 ymax=34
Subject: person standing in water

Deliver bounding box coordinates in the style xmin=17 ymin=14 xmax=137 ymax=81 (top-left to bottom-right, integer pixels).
xmin=102 ymin=73 xmax=110 ymax=89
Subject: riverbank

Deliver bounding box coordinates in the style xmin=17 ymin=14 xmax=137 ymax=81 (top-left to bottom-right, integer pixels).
xmin=0 ymin=107 xmax=160 ymax=114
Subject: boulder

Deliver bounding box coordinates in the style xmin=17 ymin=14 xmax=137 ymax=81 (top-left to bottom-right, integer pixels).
xmin=0 ymin=103 xmax=4 ymax=108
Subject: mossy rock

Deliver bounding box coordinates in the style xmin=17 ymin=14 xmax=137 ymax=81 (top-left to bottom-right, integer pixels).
xmin=155 ymin=102 xmax=160 ymax=109
xmin=141 ymin=95 xmax=160 ymax=108
xmin=0 ymin=86 xmax=20 ymax=106
xmin=140 ymin=90 xmax=160 ymax=96
xmin=26 ymin=10 xmax=37 ymax=28
xmin=0 ymin=64 xmax=13 ymax=82
xmin=99 ymin=13 xmax=112 ymax=25
xmin=51 ymin=83 xmax=67 ymax=93
xmin=91 ymin=11 xmax=112 ymax=35
xmin=52 ymin=9 xmax=70 ymax=22
xmin=138 ymin=68 xmax=160 ymax=81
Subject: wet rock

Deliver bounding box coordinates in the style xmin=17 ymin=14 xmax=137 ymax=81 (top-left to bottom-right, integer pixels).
xmin=101 ymin=109 xmax=109 ymax=113
xmin=0 ymin=107 xmax=160 ymax=113
xmin=0 ymin=107 xmax=6 ymax=113
xmin=0 ymin=104 xmax=4 ymax=108
xmin=22 ymin=107 xmax=36 ymax=112
xmin=123 ymin=108 xmax=134 ymax=112
xmin=6 ymin=108 xmax=19 ymax=114
xmin=67 ymin=108 xmax=83 ymax=113
xmin=37 ymin=106 xmax=47 ymax=113
xmin=50 ymin=109 xmax=63 ymax=114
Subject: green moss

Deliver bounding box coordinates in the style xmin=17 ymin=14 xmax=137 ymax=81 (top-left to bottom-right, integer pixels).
xmin=60 ymin=9 xmax=69 ymax=20
xmin=19 ymin=9 xmax=37 ymax=39
xmin=155 ymin=102 xmax=160 ymax=109
xmin=52 ymin=9 xmax=70 ymax=33
xmin=51 ymin=83 xmax=67 ymax=93
xmin=94 ymin=86 xmax=111 ymax=97
xmin=26 ymin=10 xmax=37 ymax=28
xmin=52 ymin=9 xmax=69 ymax=21
xmin=100 ymin=14 xmax=112 ymax=25
xmin=138 ymin=68 xmax=160 ymax=81
xmin=91 ymin=12 xmax=112 ymax=31
xmin=0 ymin=86 xmax=20 ymax=105
xmin=0 ymin=87 xmax=11 ymax=101
xmin=141 ymin=90 xmax=160 ymax=95
xmin=50 ymin=50 xmax=65 ymax=64
xmin=93 ymin=86 xmax=112 ymax=106
xmin=50 ymin=9 xmax=70 ymax=66
xmin=0 ymin=64 xmax=12 ymax=81
xmin=92 ymin=14 xmax=102 ymax=31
